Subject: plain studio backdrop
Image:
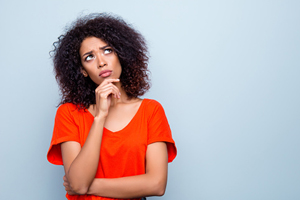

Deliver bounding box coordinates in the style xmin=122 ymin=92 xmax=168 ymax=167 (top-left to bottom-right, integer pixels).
xmin=0 ymin=0 xmax=299 ymax=199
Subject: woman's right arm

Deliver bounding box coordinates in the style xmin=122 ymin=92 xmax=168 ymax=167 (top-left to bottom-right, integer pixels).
xmin=61 ymin=79 xmax=120 ymax=194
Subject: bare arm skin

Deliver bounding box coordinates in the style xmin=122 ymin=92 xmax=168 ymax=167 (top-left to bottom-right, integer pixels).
xmin=63 ymin=142 xmax=168 ymax=197
xmin=84 ymin=142 xmax=168 ymax=198
xmin=61 ymin=79 xmax=120 ymax=194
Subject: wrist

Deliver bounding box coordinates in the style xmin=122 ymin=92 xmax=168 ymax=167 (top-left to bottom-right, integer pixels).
xmin=87 ymin=178 xmax=103 ymax=195
xmin=94 ymin=113 xmax=106 ymax=121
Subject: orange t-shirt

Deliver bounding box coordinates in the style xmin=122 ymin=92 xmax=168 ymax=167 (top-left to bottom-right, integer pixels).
xmin=47 ymin=98 xmax=177 ymax=200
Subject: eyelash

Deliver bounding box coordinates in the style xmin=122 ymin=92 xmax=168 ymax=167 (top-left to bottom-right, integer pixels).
xmin=104 ymin=48 xmax=113 ymax=54
xmin=84 ymin=48 xmax=113 ymax=61
xmin=85 ymin=55 xmax=94 ymax=61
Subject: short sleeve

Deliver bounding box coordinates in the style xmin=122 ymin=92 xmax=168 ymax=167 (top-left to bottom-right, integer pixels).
xmin=147 ymin=100 xmax=177 ymax=162
xmin=47 ymin=103 xmax=80 ymax=165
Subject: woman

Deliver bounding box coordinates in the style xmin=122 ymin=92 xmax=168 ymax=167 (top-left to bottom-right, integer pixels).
xmin=47 ymin=13 xmax=177 ymax=200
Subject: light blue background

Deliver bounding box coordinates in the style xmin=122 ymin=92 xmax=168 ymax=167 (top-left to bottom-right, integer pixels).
xmin=0 ymin=0 xmax=299 ymax=199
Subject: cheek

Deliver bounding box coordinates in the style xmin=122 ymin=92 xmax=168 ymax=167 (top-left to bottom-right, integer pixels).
xmin=81 ymin=62 xmax=94 ymax=73
xmin=116 ymin=60 xmax=122 ymax=71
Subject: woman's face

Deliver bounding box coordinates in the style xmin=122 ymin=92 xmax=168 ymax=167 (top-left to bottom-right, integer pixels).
xmin=79 ymin=36 xmax=122 ymax=85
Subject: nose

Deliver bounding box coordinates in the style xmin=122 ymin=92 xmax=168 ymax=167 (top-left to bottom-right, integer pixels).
xmin=97 ymin=53 xmax=106 ymax=68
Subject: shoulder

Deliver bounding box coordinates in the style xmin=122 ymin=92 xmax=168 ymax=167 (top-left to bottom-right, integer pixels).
xmin=56 ymin=103 xmax=76 ymax=114
xmin=142 ymin=98 xmax=164 ymax=110
xmin=57 ymin=102 xmax=77 ymax=111
xmin=56 ymin=103 xmax=83 ymax=119
xmin=142 ymin=98 xmax=167 ymax=119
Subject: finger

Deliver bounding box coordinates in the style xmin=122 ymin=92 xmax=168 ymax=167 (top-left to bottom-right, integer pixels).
xmin=99 ymin=78 xmax=120 ymax=87
xmin=96 ymin=84 xmax=120 ymax=98
xmin=96 ymin=85 xmax=120 ymax=100
xmin=95 ymin=79 xmax=120 ymax=97
xmin=96 ymin=82 xmax=120 ymax=93
xmin=101 ymin=88 xmax=119 ymax=99
xmin=99 ymin=90 xmax=119 ymax=100
xmin=97 ymin=86 xmax=120 ymax=99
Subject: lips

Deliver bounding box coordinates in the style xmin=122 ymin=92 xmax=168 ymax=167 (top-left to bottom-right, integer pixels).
xmin=99 ymin=70 xmax=112 ymax=78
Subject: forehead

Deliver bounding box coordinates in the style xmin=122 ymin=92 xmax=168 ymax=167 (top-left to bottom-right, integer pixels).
xmin=79 ymin=37 xmax=108 ymax=55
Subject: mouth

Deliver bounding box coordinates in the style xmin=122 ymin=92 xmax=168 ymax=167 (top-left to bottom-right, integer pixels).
xmin=99 ymin=70 xmax=112 ymax=78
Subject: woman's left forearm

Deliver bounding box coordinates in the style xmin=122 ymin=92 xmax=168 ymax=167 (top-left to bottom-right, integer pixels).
xmin=87 ymin=142 xmax=168 ymax=198
xmin=87 ymin=173 xmax=167 ymax=198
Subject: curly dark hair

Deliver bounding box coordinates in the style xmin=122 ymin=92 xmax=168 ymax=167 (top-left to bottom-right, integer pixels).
xmin=51 ymin=13 xmax=150 ymax=109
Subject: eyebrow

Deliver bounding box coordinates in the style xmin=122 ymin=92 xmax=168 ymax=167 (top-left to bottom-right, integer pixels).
xmin=99 ymin=45 xmax=110 ymax=50
xmin=82 ymin=45 xmax=111 ymax=58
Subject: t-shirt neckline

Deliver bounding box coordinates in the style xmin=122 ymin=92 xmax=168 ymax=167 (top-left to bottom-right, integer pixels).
xmin=86 ymin=98 xmax=146 ymax=133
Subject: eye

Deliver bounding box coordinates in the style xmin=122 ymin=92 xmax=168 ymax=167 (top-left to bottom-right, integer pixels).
xmin=85 ymin=54 xmax=94 ymax=61
xmin=103 ymin=48 xmax=113 ymax=54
